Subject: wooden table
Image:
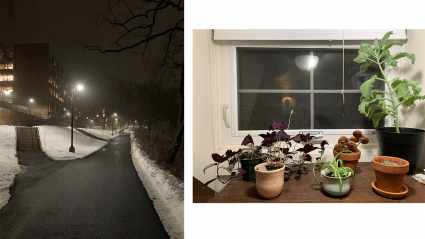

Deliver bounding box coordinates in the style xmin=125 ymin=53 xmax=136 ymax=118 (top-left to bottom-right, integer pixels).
xmin=208 ymin=162 xmax=425 ymax=203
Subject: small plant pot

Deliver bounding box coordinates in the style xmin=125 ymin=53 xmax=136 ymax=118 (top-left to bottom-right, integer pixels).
xmin=254 ymin=162 xmax=285 ymax=199
xmin=321 ymin=171 xmax=351 ymax=197
xmin=240 ymin=158 xmax=262 ymax=181
xmin=333 ymin=149 xmax=361 ymax=174
xmin=371 ymin=156 xmax=409 ymax=194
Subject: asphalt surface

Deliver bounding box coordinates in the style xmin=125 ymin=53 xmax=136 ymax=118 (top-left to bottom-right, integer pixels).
xmin=0 ymin=135 xmax=169 ymax=239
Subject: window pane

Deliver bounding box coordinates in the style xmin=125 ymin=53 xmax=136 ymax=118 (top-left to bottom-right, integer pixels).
xmin=237 ymin=48 xmax=310 ymax=90
xmin=314 ymin=49 xmax=385 ymax=90
xmin=238 ymin=93 xmax=310 ymax=130
xmin=314 ymin=93 xmax=384 ymax=129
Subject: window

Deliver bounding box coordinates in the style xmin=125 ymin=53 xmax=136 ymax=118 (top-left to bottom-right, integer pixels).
xmin=236 ymin=47 xmax=385 ymax=131
xmin=0 ymin=75 xmax=13 ymax=81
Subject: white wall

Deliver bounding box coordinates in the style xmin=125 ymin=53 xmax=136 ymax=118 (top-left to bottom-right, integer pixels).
xmin=193 ymin=30 xmax=223 ymax=192
xmin=400 ymin=29 xmax=425 ymax=170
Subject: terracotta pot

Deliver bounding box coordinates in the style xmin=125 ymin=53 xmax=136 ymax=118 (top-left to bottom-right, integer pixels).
xmin=371 ymin=156 xmax=409 ymax=193
xmin=321 ymin=170 xmax=351 ymax=197
xmin=254 ymin=162 xmax=285 ymax=199
xmin=333 ymin=149 xmax=361 ymax=174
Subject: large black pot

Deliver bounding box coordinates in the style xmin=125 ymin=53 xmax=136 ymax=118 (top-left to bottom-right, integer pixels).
xmin=240 ymin=157 xmax=263 ymax=181
xmin=375 ymin=127 xmax=425 ymax=175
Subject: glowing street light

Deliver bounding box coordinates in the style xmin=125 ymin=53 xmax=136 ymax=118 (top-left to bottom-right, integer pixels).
xmin=29 ymin=98 xmax=34 ymax=114
xmin=111 ymin=113 xmax=117 ymax=135
xmin=69 ymin=83 xmax=84 ymax=153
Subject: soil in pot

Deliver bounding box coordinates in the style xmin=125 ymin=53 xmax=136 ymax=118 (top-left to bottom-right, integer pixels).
xmin=371 ymin=156 xmax=409 ymax=194
xmin=333 ymin=149 xmax=361 ymax=174
xmin=254 ymin=162 xmax=285 ymax=199
xmin=240 ymin=154 xmax=263 ymax=181
xmin=375 ymin=127 xmax=425 ymax=175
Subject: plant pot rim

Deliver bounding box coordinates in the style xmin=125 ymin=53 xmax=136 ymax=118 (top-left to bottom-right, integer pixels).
xmin=333 ymin=149 xmax=361 ymax=155
xmin=321 ymin=170 xmax=351 ymax=179
xmin=254 ymin=162 xmax=285 ymax=173
xmin=371 ymin=156 xmax=409 ymax=174
xmin=371 ymin=180 xmax=408 ymax=199
xmin=375 ymin=127 xmax=425 ymax=134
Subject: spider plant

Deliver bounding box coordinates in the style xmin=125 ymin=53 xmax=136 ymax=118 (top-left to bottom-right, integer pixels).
xmin=313 ymin=150 xmax=355 ymax=189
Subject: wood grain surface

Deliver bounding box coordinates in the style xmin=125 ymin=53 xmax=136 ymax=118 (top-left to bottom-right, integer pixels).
xmin=208 ymin=162 xmax=425 ymax=203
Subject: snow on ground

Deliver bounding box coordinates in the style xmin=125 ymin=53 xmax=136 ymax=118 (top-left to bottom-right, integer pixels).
xmin=130 ymin=132 xmax=184 ymax=239
xmin=39 ymin=126 xmax=108 ymax=160
xmin=78 ymin=127 xmax=121 ymax=140
xmin=0 ymin=126 xmax=22 ymax=210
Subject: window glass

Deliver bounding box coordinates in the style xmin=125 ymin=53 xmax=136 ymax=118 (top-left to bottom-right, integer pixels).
xmin=237 ymin=47 xmax=385 ymax=131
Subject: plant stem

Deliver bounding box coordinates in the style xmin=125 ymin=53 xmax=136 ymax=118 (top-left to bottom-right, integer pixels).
xmin=377 ymin=57 xmax=400 ymax=133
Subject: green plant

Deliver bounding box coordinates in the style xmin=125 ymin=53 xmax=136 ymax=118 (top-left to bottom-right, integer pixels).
xmin=354 ymin=31 xmax=425 ymax=133
xmin=313 ymin=150 xmax=355 ymax=189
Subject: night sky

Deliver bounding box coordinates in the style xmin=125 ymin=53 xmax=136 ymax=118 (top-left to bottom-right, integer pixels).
xmin=1 ymin=0 xmax=157 ymax=104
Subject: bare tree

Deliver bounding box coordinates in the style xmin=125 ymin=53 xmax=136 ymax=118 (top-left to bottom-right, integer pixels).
xmin=83 ymin=0 xmax=184 ymax=165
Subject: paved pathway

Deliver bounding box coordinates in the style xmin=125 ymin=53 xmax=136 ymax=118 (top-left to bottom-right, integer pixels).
xmin=0 ymin=136 xmax=169 ymax=239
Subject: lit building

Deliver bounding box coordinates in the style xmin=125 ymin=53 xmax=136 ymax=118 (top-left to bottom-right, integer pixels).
xmin=0 ymin=43 xmax=81 ymax=126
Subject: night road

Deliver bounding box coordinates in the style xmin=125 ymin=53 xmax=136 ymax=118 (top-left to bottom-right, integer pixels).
xmin=0 ymin=135 xmax=169 ymax=239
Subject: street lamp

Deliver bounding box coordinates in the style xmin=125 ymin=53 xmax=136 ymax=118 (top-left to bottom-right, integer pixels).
xmin=111 ymin=113 xmax=117 ymax=135
xmin=29 ymin=98 xmax=34 ymax=114
xmin=69 ymin=84 xmax=84 ymax=153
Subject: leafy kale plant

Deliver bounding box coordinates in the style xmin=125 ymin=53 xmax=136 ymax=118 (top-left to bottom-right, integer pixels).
xmin=313 ymin=150 xmax=355 ymax=189
xmin=354 ymin=31 xmax=425 ymax=133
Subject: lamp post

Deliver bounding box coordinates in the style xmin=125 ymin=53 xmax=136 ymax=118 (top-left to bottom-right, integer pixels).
xmin=29 ymin=98 xmax=34 ymax=114
xmin=69 ymin=84 xmax=84 ymax=153
xmin=111 ymin=113 xmax=117 ymax=135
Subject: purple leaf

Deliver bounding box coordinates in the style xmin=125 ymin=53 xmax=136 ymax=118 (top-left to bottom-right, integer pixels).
xmin=304 ymin=154 xmax=312 ymax=162
xmin=275 ymin=130 xmax=289 ymax=140
xmin=269 ymin=120 xmax=279 ymax=130
xmin=301 ymin=134 xmax=315 ymax=143
xmin=202 ymin=178 xmax=217 ymax=189
xmin=280 ymin=147 xmax=290 ymax=155
xmin=237 ymin=168 xmax=246 ymax=174
xmin=241 ymin=134 xmax=254 ymax=146
xmin=296 ymin=144 xmax=319 ymax=154
xmin=320 ymin=140 xmax=329 ymax=151
xmin=236 ymin=148 xmax=243 ymax=154
xmin=291 ymin=134 xmax=303 ymax=143
xmin=278 ymin=121 xmax=287 ymax=131
xmin=211 ymin=153 xmax=227 ymax=163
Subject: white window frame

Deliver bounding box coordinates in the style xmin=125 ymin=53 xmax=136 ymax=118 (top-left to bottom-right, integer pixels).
xmin=219 ymin=40 xmax=400 ymax=153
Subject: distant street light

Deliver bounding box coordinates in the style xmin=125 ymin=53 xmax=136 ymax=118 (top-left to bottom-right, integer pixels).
xmin=69 ymin=84 xmax=84 ymax=153
xmin=29 ymin=98 xmax=34 ymax=114
xmin=111 ymin=113 xmax=117 ymax=135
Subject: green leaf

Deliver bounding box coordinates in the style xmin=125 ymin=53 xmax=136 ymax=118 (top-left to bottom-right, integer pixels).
xmin=360 ymin=43 xmax=373 ymax=55
xmin=382 ymin=40 xmax=403 ymax=51
xmin=353 ymin=51 xmax=370 ymax=64
xmin=379 ymin=31 xmax=393 ymax=49
xmin=366 ymin=101 xmax=387 ymax=118
xmin=360 ymin=75 xmax=377 ymax=99
xmin=374 ymin=38 xmax=380 ymax=51
xmin=380 ymin=50 xmax=390 ymax=60
xmin=394 ymin=52 xmax=415 ymax=65
xmin=358 ymin=101 xmax=369 ymax=115
xmin=360 ymin=59 xmax=372 ymax=70
xmin=385 ymin=55 xmax=398 ymax=66
xmin=372 ymin=112 xmax=389 ymax=127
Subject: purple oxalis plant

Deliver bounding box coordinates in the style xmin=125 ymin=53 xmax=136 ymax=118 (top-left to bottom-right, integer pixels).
xmin=202 ymin=148 xmax=245 ymax=189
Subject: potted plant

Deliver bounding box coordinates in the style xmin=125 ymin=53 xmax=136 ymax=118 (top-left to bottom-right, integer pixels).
xmin=354 ymin=31 xmax=425 ymax=174
xmin=371 ymin=156 xmax=409 ymax=199
xmin=333 ymin=130 xmax=369 ymax=174
xmin=239 ymin=134 xmax=266 ymax=181
xmin=252 ymin=119 xmax=327 ymax=199
xmin=313 ymin=150 xmax=355 ymax=197
xmin=202 ymin=149 xmax=246 ymax=189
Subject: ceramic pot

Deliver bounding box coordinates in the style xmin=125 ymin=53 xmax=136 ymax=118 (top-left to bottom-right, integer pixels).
xmin=375 ymin=127 xmax=425 ymax=175
xmin=254 ymin=162 xmax=285 ymax=199
xmin=371 ymin=156 xmax=409 ymax=193
xmin=333 ymin=149 xmax=361 ymax=174
xmin=240 ymin=157 xmax=262 ymax=181
xmin=321 ymin=170 xmax=351 ymax=196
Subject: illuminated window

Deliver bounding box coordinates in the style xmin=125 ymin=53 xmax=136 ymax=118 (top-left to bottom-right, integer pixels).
xmin=0 ymin=75 xmax=13 ymax=81
xmin=102 ymin=114 xmax=105 ymax=117
xmin=0 ymin=64 xmax=13 ymax=69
